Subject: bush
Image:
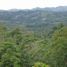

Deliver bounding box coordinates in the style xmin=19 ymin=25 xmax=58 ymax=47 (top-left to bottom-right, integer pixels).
xmin=32 ymin=62 xmax=49 ymax=67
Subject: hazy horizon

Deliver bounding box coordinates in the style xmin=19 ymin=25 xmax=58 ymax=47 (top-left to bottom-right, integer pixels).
xmin=0 ymin=0 xmax=67 ymax=10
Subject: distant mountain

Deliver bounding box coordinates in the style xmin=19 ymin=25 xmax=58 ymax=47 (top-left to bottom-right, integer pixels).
xmin=0 ymin=6 xmax=67 ymax=31
xmin=33 ymin=6 xmax=67 ymax=12
xmin=47 ymin=6 xmax=67 ymax=12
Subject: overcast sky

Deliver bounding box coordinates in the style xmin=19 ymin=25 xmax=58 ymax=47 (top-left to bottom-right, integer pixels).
xmin=0 ymin=0 xmax=67 ymax=10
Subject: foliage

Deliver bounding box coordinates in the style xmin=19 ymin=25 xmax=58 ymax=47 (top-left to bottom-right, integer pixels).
xmin=32 ymin=62 xmax=49 ymax=67
xmin=0 ymin=23 xmax=67 ymax=67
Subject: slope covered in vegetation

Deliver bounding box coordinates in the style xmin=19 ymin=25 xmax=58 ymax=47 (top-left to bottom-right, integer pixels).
xmin=0 ymin=24 xmax=67 ymax=67
xmin=0 ymin=6 xmax=67 ymax=67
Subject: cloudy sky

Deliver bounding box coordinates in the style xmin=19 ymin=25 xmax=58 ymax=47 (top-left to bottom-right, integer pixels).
xmin=0 ymin=0 xmax=67 ymax=10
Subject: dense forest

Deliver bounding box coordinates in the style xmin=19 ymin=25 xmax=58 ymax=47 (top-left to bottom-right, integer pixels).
xmin=0 ymin=6 xmax=67 ymax=67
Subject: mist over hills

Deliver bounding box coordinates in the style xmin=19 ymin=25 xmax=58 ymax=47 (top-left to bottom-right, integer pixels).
xmin=0 ymin=6 xmax=67 ymax=31
xmin=8 ymin=6 xmax=67 ymax=12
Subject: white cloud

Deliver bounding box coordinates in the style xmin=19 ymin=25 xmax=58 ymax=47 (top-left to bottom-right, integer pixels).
xmin=0 ymin=0 xmax=67 ymax=10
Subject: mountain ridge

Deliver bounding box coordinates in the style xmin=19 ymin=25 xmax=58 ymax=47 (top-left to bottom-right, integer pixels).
xmin=0 ymin=6 xmax=67 ymax=31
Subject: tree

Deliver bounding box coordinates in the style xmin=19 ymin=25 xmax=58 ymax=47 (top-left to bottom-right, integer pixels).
xmin=32 ymin=62 xmax=49 ymax=67
xmin=47 ymin=26 xmax=67 ymax=67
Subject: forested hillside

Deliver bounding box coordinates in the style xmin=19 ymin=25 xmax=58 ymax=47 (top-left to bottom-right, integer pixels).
xmin=0 ymin=6 xmax=67 ymax=31
xmin=0 ymin=6 xmax=67 ymax=67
